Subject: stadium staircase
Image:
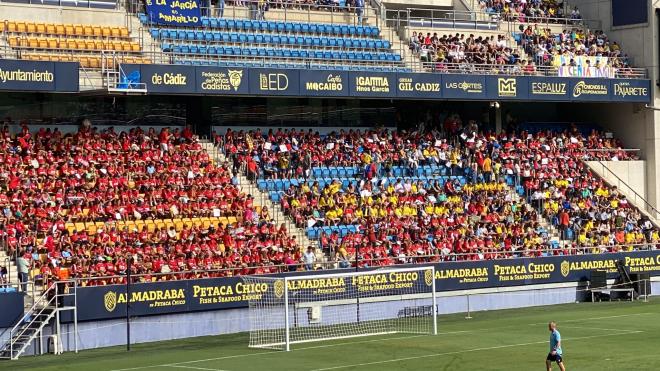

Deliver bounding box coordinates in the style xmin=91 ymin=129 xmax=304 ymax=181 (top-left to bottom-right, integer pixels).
xmin=0 ymin=283 xmax=76 ymax=360
xmin=198 ymin=140 xmax=325 ymax=264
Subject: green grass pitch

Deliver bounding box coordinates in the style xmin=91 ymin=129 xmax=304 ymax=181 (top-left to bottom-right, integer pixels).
xmin=8 ymin=298 xmax=660 ymax=371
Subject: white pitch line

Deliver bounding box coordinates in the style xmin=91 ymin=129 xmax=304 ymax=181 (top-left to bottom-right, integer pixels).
xmin=109 ymin=334 xmax=436 ymax=371
xmin=165 ymin=365 xmax=230 ymax=371
xmin=527 ymin=312 xmax=654 ymax=326
xmin=563 ymin=325 xmax=642 ymax=332
xmin=111 ymin=311 xmax=656 ymax=371
xmin=309 ymin=331 xmax=645 ymax=371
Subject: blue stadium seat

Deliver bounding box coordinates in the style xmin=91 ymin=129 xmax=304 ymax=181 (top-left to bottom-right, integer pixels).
xmin=272 ymin=35 xmax=281 ymax=44
xmin=255 ymin=34 xmax=264 ymax=44
xmin=230 ymin=33 xmax=238 ymax=43
xmin=309 ymin=23 xmax=318 ymax=34
xmin=320 ymin=38 xmax=328 ymax=47
xmin=267 ymin=21 xmax=277 ymax=32
xmin=340 ymin=25 xmax=348 ymax=35
xmin=348 ymin=25 xmax=357 ymax=36
xmin=227 ymin=19 xmax=235 ymax=29
xmin=277 ymin=23 xmax=285 ymax=33
xmin=235 ymin=20 xmax=244 ymax=30
xmin=329 ymin=38 xmax=337 ymax=47
xmin=367 ymin=40 xmax=376 ymax=49
xmin=247 ymin=34 xmax=256 ymax=43
xmin=300 ymin=50 xmax=309 ymax=58
xmin=201 ymin=17 xmax=210 ymax=27
xmin=210 ymin=18 xmax=218 ymax=28
xmin=239 ymin=34 xmax=247 ymax=43
xmin=219 ymin=19 xmax=228 ymax=29
xmin=301 ymin=23 xmax=310 ymax=33
xmin=293 ymin=23 xmax=302 ymax=34
xmin=356 ymin=26 xmax=364 ymax=36
xmin=312 ymin=37 xmax=320 ymax=47
xmin=318 ymin=24 xmax=327 ymax=34
xmin=337 ymin=39 xmax=345 ymax=48
xmin=212 ymin=32 xmax=221 ymax=42
xmin=266 ymin=49 xmax=275 ymax=57
xmin=291 ymin=50 xmax=300 ymax=58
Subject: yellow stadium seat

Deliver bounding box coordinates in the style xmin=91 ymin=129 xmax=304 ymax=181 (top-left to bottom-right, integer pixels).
xmin=75 ymin=222 xmax=85 ymax=232
xmin=38 ymin=39 xmax=47 ymax=48
xmin=92 ymin=26 xmax=102 ymax=37
xmin=74 ymin=24 xmax=83 ymax=36
xmin=18 ymin=38 xmax=28 ymax=47
xmin=83 ymin=25 xmax=93 ymax=36
xmin=227 ymin=217 xmax=238 ymax=225
xmin=6 ymin=21 xmax=17 ymax=32
xmin=79 ymin=57 xmax=89 ymax=68
xmin=76 ymin=40 xmax=86 ymax=49
xmin=87 ymin=224 xmax=97 ymax=236
xmin=110 ymin=27 xmax=120 ymax=37
xmin=26 ymin=22 xmax=36 ymax=33
xmin=8 ymin=37 xmax=18 ymax=47
xmin=64 ymin=24 xmax=74 ymax=35
xmin=47 ymin=38 xmax=58 ymax=49
xmin=55 ymin=24 xmax=65 ymax=35
xmin=46 ymin=24 xmax=55 ymax=34
xmin=28 ymin=38 xmax=38 ymax=48
xmin=120 ymin=27 xmax=129 ymax=37
xmin=122 ymin=42 xmax=132 ymax=52
xmin=89 ymin=57 xmax=100 ymax=69
xmin=66 ymin=224 xmax=76 ymax=235
xmin=85 ymin=40 xmax=95 ymax=50
xmin=16 ymin=22 xmax=26 ymax=33
xmin=131 ymin=43 xmax=140 ymax=52
xmin=101 ymin=27 xmax=111 ymax=37
xmin=36 ymin=23 xmax=45 ymax=34
xmin=67 ymin=39 xmax=77 ymax=49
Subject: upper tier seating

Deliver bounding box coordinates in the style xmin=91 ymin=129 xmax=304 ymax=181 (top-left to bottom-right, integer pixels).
xmin=1 ymin=20 xmax=150 ymax=68
xmin=140 ymin=15 xmax=405 ymax=71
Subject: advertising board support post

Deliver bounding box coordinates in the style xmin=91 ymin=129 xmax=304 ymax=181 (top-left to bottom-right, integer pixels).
xmin=126 ymin=256 xmax=132 ymax=351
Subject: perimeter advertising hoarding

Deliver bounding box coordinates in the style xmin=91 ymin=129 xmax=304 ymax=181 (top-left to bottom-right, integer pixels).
xmin=299 ymin=70 xmax=349 ymax=97
xmin=118 ymin=63 xmax=652 ymax=102
xmin=395 ymin=72 xmax=442 ymax=99
xmin=0 ymin=60 xmax=78 ymax=92
xmin=0 ymin=291 xmax=25 ymax=327
xmin=441 ymin=74 xmax=486 ymax=99
xmin=348 ymin=71 xmax=396 ymax=97
xmin=249 ymin=68 xmax=300 ymax=96
xmin=66 ymin=250 xmax=660 ymax=322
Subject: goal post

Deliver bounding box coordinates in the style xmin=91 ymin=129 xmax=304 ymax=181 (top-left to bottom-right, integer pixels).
xmin=243 ymin=266 xmax=437 ymax=351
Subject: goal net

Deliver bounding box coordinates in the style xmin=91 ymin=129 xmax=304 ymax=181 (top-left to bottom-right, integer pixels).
xmin=243 ymin=266 xmax=437 ymax=351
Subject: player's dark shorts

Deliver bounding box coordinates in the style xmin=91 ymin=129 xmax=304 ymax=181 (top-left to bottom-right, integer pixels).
xmin=547 ymin=352 xmax=563 ymax=363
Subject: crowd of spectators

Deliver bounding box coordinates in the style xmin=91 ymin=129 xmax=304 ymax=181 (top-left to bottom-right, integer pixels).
xmin=0 ymin=122 xmax=306 ymax=287
xmin=222 ymin=120 xmax=657 ymax=268
xmin=477 ymin=0 xmax=579 ymax=23
xmin=410 ymin=27 xmax=635 ymax=76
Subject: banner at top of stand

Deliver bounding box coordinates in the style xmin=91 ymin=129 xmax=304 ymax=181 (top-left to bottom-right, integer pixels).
xmin=117 ymin=63 xmax=652 ymax=103
xmin=145 ymin=0 xmax=202 ymax=26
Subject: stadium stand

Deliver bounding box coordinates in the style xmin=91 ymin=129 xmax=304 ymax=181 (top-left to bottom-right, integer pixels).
xmin=1 ymin=20 xmax=149 ymax=68
xmin=0 ymin=125 xmax=302 ymax=286
xmin=140 ymin=13 xmax=406 ymax=70
xmin=218 ymin=123 xmax=659 ymax=266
